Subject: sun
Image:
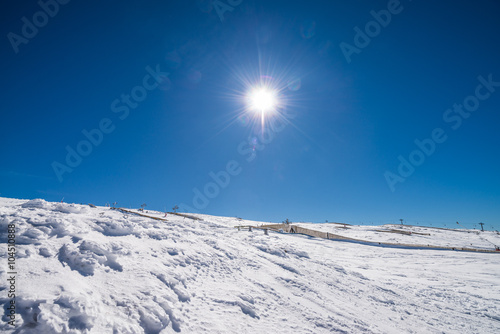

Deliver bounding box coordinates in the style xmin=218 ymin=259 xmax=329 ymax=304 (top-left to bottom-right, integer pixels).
xmin=247 ymin=87 xmax=278 ymax=113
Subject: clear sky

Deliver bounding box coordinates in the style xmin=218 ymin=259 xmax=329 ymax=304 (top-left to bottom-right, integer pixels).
xmin=1 ymin=0 xmax=499 ymax=230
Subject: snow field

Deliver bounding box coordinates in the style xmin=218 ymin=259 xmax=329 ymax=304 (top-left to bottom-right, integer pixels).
xmin=0 ymin=197 xmax=499 ymax=333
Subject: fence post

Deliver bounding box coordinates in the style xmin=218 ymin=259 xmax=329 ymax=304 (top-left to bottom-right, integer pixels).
xmin=264 ymin=228 xmax=268 ymax=235
xmin=249 ymin=226 xmax=253 ymax=232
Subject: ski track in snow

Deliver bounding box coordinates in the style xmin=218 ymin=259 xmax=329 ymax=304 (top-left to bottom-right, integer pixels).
xmin=0 ymin=197 xmax=499 ymax=333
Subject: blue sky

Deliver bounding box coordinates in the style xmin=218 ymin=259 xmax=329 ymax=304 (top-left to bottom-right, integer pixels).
xmin=1 ymin=0 xmax=499 ymax=230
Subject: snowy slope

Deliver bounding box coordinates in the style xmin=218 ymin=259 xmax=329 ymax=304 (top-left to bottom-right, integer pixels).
xmin=294 ymin=223 xmax=500 ymax=251
xmin=1 ymin=197 xmax=499 ymax=333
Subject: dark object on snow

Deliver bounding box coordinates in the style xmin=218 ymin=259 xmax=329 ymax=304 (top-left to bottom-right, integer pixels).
xmin=88 ymin=204 xmax=96 ymax=208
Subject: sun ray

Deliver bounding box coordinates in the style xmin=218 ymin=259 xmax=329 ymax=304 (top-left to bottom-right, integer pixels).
xmin=198 ymin=47 xmax=318 ymax=148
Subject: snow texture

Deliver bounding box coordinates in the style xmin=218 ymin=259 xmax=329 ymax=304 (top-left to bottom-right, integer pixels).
xmin=0 ymin=197 xmax=499 ymax=333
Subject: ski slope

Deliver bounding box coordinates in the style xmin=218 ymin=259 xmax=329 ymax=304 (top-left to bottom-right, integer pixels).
xmin=1 ymin=197 xmax=499 ymax=333
xmin=293 ymin=222 xmax=500 ymax=251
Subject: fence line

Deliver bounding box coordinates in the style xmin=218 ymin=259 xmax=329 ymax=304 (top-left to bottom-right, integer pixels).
xmin=258 ymin=223 xmax=500 ymax=254
xmin=113 ymin=207 xmax=169 ymax=221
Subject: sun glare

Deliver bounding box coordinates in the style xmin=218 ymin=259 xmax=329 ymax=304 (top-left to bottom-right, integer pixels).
xmin=248 ymin=87 xmax=278 ymax=113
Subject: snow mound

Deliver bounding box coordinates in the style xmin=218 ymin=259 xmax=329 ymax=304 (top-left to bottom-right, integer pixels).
xmin=58 ymin=241 xmax=123 ymax=277
xmin=21 ymin=199 xmax=48 ymax=209
xmin=20 ymin=199 xmax=87 ymax=215
xmin=54 ymin=203 xmax=87 ymax=214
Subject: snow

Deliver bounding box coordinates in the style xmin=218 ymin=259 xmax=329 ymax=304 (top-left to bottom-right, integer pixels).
xmin=1 ymin=197 xmax=499 ymax=333
xmin=293 ymin=222 xmax=500 ymax=250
